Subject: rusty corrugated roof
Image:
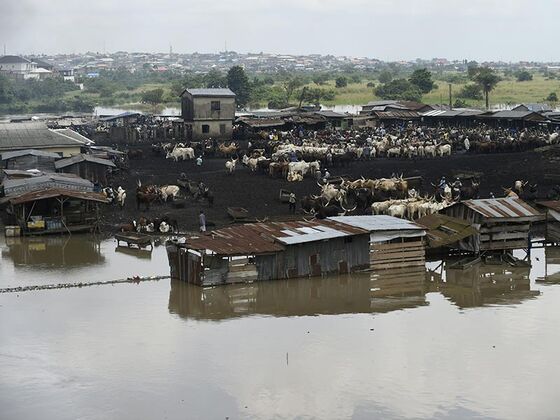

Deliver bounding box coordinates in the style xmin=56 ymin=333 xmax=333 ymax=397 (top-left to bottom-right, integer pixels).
xmin=184 ymin=219 xmax=367 ymax=256
xmin=460 ymin=198 xmax=542 ymax=219
xmin=536 ymin=201 xmax=560 ymax=212
xmin=3 ymin=188 xmax=109 ymax=205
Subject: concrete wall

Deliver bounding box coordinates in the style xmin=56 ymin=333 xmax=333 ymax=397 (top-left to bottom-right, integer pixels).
xmin=190 ymin=120 xmax=232 ymax=141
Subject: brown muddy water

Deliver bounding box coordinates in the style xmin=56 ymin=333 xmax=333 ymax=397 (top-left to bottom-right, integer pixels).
xmin=1 ymin=234 xmax=560 ymax=420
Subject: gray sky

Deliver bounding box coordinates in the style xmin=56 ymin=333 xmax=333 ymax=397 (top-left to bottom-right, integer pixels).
xmin=1 ymin=0 xmax=557 ymax=61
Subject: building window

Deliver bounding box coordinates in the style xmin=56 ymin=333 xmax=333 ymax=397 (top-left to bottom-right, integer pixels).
xmin=211 ymin=101 xmax=221 ymax=111
xmin=220 ymin=124 xmax=226 ymax=135
xmin=202 ymin=124 xmax=210 ymax=134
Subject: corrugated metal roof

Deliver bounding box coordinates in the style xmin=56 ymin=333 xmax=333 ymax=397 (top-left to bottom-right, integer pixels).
xmin=236 ymin=118 xmax=285 ymax=128
xmin=2 ymin=188 xmax=108 ymax=205
xmin=3 ymin=173 xmax=94 ymax=196
xmin=184 ymin=219 xmax=367 ymax=256
xmin=536 ymin=201 xmax=560 ymax=212
xmin=185 ymin=225 xmax=285 ymax=256
xmin=314 ymin=110 xmax=347 ymax=118
xmin=183 ymin=88 xmax=236 ymax=97
xmin=99 ymin=112 xmax=141 ymax=122
xmin=423 ymin=109 xmax=483 ymax=117
xmin=460 ymin=198 xmax=542 ymax=219
xmin=373 ymin=110 xmax=420 ymax=119
xmin=478 ymin=110 xmax=548 ymax=121
xmin=54 ymin=154 xmax=116 ymax=169
xmin=1 ymin=149 xmax=60 ymax=160
xmin=329 ymin=215 xmax=425 ymax=232
xmin=52 ymin=128 xmax=93 ymax=145
xmin=0 ymin=122 xmax=87 ymax=151
xmin=416 ymin=213 xmax=476 ymax=249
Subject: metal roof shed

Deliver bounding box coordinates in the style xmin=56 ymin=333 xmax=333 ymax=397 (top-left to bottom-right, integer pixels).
xmin=443 ymin=198 xmax=544 ymax=252
xmin=330 ymin=215 xmax=427 ymax=270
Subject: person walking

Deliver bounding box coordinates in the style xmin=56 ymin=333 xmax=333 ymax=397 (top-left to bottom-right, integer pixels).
xmin=199 ymin=210 xmax=206 ymax=233
xmin=288 ymin=193 xmax=296 ymax=214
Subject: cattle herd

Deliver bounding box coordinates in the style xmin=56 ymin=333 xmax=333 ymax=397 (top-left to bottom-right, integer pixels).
xmin=108 ymin=122 xmax=560 ymax=232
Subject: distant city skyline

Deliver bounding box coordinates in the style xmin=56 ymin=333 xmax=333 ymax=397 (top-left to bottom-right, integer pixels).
xmin=1 ymin=0 xmax=558 ymax=62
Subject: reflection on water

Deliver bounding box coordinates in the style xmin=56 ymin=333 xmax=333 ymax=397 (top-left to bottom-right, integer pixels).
xmin=0 ymin=233 xmax=170 ymax=288
xmin=169 ymin=268 xmax=428 ymax=320
xmin=2 ymin=246 xmax=560 ymax=420
xmin=2 ymin=235 xmax=104 ymax=268
xmin=427 ymin=261 xmax=539 ymax=308
xmin=169 ymin=261 xmax=541 ymax=321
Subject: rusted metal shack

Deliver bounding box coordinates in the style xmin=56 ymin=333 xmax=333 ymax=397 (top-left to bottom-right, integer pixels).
xmin=442 ymin=198 xmax=544 ymax=253
xmin=167 ymin=215 xmax=427 ymax=286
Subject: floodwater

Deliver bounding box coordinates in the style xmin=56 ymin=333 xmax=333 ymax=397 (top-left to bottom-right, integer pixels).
xmin=1 ymin=235 xmax=560 ymax=420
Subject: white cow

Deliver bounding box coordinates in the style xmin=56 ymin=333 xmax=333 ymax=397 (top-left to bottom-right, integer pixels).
xmin=438 ymin=144 xmax=452 ymax=156
xmin=160 ymin=185 xmax=180 ymax=201
xmin=166 ymin=147 xmax=195 ymax=161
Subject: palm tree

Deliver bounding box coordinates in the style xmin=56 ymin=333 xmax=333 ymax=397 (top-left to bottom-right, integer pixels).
xmin=472 ymin=67 xmax=501 ymax=109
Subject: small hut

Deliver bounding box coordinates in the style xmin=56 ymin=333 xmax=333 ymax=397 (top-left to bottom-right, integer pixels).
xmin=167 ymin=216 xmax=427 ymax=286
xmin=55 ymin=154 xmax=116 ymax=185
xmin=1 ymin=189 xmax=107 ymax=235
xmin=442 ymin=198 xmax=544 ymax=253
xmin=329 ymin=215 xmax=426 ymax=270
xmin=1 ymin=149 xmax=59 ymax=171
xmin=534 ymin=201 xmax=560 ymax=243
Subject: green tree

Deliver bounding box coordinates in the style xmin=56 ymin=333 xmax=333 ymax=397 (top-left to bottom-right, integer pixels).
xmin=282 ymin=77 xmax=304 ymax=104
xmin=226 ymin=66 xmax=251 ymax=108
xmin=378 ymin=71 xmax=393 ymax=84
xmin=515 ymin=70 xmax=533 ymax=82
xmin=0 ymin=75 xmax=15 ymax=104
xmin=141 ymin=88 xmax=164 ymax=106
xmin=471 ymin=67 xmax=501 ymax=109
xmin=547 ymin=92 xmax=558 ymax=102
xmin=458 ymin=83 xmax=483 ymax=100
xmin=375 ymin=79 xmax=422 ymax=102
xmin=409 ymin=68 xmax=435 ymax=94
xmin=204 ymin=69 xmax=226 ymax=88
xmin=335 ymin=76 xmax=348 ymax=88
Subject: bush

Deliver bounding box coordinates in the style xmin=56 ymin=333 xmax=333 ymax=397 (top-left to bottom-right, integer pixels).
xmin=375 ymin=79 xmax=422 ymax=102
xmin=515 ymin=70 xmax=533 ymax=82
xmin=547 ymin=92 xmax=558 ymax=102
xmin=335 ymin=77 xmax=348 ymax=88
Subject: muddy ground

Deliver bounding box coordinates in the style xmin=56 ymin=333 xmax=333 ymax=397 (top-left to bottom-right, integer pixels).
xmin=101 ymin=146 xmax=557 ymax=233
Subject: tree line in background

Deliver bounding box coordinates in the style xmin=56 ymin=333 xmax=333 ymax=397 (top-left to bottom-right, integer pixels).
xmin=0 ymin=63 xmax=558 ymax=114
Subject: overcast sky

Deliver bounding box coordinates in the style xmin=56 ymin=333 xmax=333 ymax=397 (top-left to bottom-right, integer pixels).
xmin=1 ymin=0 xmax=557 ymax=61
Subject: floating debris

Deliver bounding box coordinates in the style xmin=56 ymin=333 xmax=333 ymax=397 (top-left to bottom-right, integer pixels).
xmin=0 ymin=275 xmax=170 ymax=294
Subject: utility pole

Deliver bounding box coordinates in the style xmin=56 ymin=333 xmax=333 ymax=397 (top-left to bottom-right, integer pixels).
xmin=3 ymin=44 xmax=5 ymax=55
xmin=448 ymin=83 xmax=452 ymax=110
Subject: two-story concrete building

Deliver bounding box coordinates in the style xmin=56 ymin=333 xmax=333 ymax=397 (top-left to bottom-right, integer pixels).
xmin=180 ymin=88 xmax=236 ymax=140
xmin=0 ymin=55 xmax=37 ymax=79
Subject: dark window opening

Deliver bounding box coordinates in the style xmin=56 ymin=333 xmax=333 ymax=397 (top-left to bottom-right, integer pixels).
xmin=220 ymin=124 xmax=226 ymax=135
xmin=202 ymin=124 xmax=210 ymax=134
xmin=211 ymin=101 xmax=221 ymax=111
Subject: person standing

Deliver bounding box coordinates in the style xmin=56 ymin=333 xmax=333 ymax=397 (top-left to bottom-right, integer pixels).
xmin=288 ymin=193 xmax=296 ymax=214
xmin=199 ymin=210 xmax=206 ymax=233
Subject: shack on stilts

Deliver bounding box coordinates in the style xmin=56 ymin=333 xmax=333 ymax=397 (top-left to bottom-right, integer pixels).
xmin=166 ymin=215 xmax=427 ymax=286
xmin=441 ymin=197 xmax=544 ymax=254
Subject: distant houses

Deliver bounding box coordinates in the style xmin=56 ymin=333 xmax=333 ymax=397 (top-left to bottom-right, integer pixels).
xmin=0 ymin=55 xmax=55 ymax=80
